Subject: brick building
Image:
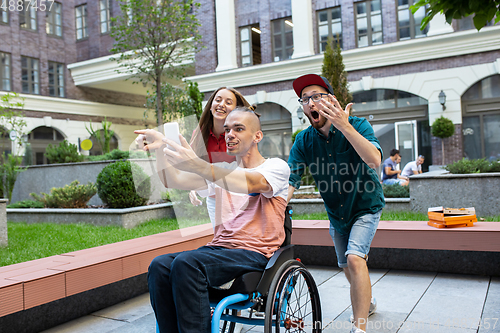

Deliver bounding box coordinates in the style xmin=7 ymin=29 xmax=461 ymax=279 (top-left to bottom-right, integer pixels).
xmin=1 ymin=0 xmax=499 ymax=169
xmin=0 ymin=0 xmax=150 ymax=164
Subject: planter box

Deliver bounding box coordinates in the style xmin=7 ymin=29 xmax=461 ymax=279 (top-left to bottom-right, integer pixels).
xmin=409 ymin=171 xmax=500 ymax=217
xmin=7 ymin=203 xmax=175 ymax=229
xmin=290 ymin=197 xmax=410 ymax=215
xmin=11 ymin=159 xmax=163 ymax=206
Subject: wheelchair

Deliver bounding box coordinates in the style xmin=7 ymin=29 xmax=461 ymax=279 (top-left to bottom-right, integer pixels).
xmin=156 ymin=206 xmax=322 ymax=333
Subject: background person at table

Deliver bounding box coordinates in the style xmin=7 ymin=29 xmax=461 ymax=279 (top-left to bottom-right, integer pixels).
xmin=287 ymin=74 xmax=385 ymax=333
xmin=382 ymin=149 xmax=408 ymax=186
xmin=401 ymin=155 xmax=424 ymax=178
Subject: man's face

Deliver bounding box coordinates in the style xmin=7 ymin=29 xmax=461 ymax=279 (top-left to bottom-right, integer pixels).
xmin=224 ymin=111 xmax=261 ymax=156
xmin=395 ymin=154 xmax=401 ymax=163
xmin=301 ymin=85 xmax=330 ymax=130
xmin=417 ymin=157 xmax=424 ymax=165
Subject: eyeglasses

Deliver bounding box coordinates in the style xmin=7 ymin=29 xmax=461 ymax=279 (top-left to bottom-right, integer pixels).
xmin=298 ymin=93 xmax=328 ymax=105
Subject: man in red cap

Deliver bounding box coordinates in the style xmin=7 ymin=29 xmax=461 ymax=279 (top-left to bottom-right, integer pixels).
xmin=287 ymin=74 xmax=385 ymax=333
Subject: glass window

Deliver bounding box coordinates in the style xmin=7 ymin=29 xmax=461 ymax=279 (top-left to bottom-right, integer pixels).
xmin=272 ymin=17 xmax=294 ymax=62
xmin=21 ymin=56 xmax=39 ymax=94
xmin=256 ymin=102 xmax=292 ymax=161
xmin=484 ymin=114 xmax=500 ymax=161
xmin=19 ymin=0 xmax=37 ymax=30
xmin=100 ymin=0 xmax=111 ymax=34
xmin=397 ymin=0 xmax=428 ymax=40
xmin=75 ymin=4 xmax=88 ymax=40
xmin=1 ymin=1 xmax=8 ymax=24
xmin=240 ymin=24 xmax=261 ymax=67
xmin=352 ymin=89 xmax=427 ymax=112
xmin=355 ymin=0 xmax=382 ymax=47
xmin=46 ymin=1 xmax=62 ymax=36
xmin=318 ymin=6 xmax=342 ymax=52
xmin=48 ymin=61 xmax=64 ymax=97
xmin=0 ymin=52 xmax=10 ymax=91
xmin=463 ymin=75 xmax=500 ymax=100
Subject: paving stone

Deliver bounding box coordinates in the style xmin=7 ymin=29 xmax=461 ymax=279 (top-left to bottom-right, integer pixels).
xmin=40 ymin=315 xmax=127 ymax=333
xmin=479 ymin=277 xmax=500 ymax=333
xmin=107 ymin=313 xmax=156 ymax=333
xmin=307 ymin=265 xmax=342 ymax=286
xmin=92 ymin=293 xmax=153 ymax=323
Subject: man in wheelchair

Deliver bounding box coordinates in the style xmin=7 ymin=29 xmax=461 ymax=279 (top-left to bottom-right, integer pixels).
xmin=135 ymin=106 xmax=291 ymax=333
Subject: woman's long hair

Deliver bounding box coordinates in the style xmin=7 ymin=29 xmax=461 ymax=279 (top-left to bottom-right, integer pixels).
xmin=191 ymin=87 xmax=250 ymax=159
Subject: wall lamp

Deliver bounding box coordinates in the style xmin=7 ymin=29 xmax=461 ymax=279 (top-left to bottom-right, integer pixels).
xmin=438 ymin=90 xmax=446 ymax=111
xmin=297 ymin=107 xmax=305 ymax=124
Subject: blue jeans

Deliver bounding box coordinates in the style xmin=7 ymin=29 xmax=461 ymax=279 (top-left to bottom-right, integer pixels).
xmin=329 ymin=210 xmax=382 ymax=268
xmin=148 ymin=246 xmax=268 ymax=333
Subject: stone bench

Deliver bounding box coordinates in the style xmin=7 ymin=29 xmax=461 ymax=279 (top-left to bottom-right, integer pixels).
xmin=292 ymin=219 xmax=500 ymax=276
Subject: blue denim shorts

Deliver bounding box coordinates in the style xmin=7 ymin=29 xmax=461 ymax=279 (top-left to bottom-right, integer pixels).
xmin=329 ymin=210 xmax=382 ymax=268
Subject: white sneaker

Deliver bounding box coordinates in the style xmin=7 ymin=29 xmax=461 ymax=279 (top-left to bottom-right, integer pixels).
xmin=350 ymin=298 xmax=377 ymax=322
xmin=350 ymin=326 xmax=366 ymax=333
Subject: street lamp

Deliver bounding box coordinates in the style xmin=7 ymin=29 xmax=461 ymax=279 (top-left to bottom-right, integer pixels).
xmin=297 ymin=107 xmax=305 ymax=124
xmin=438 ymin=90 xmax=446 ymax=111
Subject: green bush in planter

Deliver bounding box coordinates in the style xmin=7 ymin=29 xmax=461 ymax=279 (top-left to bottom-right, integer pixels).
xmin=30 ymin=180 xmax=97 ymax=208
xmin=45 ymin=140 xmax=84 ymax=164
xmin=445 ymin=158 xmax=500 ymax=174
xmin=382 ymin=184 xmax=410 ymax=198
xmin=96 ymin=160 xmax=151 ymax=208
xmin=7 ymin=200 xmax=45 ymax=208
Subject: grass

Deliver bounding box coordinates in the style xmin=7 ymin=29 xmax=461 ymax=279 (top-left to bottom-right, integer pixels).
xmin=0 ymin=219 xmax=180 ymax=267
xmin=1 ymin=211 xmax=498 ymax=268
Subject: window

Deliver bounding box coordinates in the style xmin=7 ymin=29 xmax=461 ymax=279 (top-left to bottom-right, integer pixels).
xmin=397 ymin=0 xmax=428 ymax=40
xmin=1 ymin=1 xmax=8 ymax=24
xmin=352 ymin=89 xmax=427 ymax=112
xmin=0 ymin=52 xmax=10 ymax=91
xmin=48 ymin=62 xmax=64 ymax=97
xmin=258 ymin=103 xmax=292 ymax=161
xmin=21 ymin=56 xmax=39 ymax=94
xmin=46 ymin=1 xmax=62 ymax=36
xmin=318 ymin=7 xmax=342 ymax=52
xmin=99 ymin=0 xmax=111 ymax=34
xmin=240 ymin=25 xmax=261 ymax=67
xmin=28 ymin=126 xmax=65 ymax=165
xmin=272 ymin=18 xmax=293 ymax=62
xmin=19 ymin=1 xmax=37 ymax=30
xmin=75 ymin=5 xmax=88 ymax=40
xmin=355 ymin=0 xmax=382 ymax=47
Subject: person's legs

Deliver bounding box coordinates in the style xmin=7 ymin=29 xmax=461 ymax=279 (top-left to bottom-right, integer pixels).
xmin=150 ymin=246 xmax=268 ymax=333
xmin=330 ymin=210 xmax=381 ymax=332
xmin=148 ymin=252 xmax=181 ymax=332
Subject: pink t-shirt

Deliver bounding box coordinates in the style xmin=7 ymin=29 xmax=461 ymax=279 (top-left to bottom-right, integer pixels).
xmin=198 ymin=158 xmax=290 ymax=258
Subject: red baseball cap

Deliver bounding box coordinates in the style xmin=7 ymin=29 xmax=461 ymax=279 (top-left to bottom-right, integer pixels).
xmin=293 ymin=74 xmax=335 ymax=97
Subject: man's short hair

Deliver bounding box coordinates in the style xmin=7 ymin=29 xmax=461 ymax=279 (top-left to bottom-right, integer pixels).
xmin=418 ymin=155 xmax=425 ymax=159
xmin=232 ymin=105 xmax=261 ymax=130
xmin=390 ymin=149 xmax=400 ymax=157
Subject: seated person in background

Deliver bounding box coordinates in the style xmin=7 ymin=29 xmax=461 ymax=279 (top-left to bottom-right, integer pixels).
xmin=401 ymin=155 xmax=424 ymax=178
xmin=382 ymin=149 xmax=408 ymax=186
xmin=134 ymin=106 xmax=290 ymax=333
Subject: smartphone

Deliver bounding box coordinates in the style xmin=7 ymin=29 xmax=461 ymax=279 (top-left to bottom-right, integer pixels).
xmin=164 ymin=122 xmax=181 ymax=149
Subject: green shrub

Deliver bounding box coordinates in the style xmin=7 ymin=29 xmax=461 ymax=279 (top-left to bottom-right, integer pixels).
xmin=291 ymin=129 xmax=303 ymax=144
xmin=7 ymin=200 xmax=45 ymax=208
xmin=45 ymin=140 xmax=84 ymax=164
xmin=87 ymin=149 xmax=130 ymax=162
xmin=382 ymin=184 xmax=410 ymax=198
xmin=96 ymin=161 xmax=151 ymax=208
xmin=30 ymin=180 xmax=97 ymax=208
xmin=445 ymin=158 xmax=500 ymax=174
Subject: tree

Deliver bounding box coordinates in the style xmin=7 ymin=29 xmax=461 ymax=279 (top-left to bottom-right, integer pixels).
xmin=321 ymin=37 xmax=352 ymax=113
xmin=145 ymin=80 xmax=204 ymax=124
xmin=431 ymin=116 xmax=455 ymax=165
xmin=110 ymin=0 xmax=202 ymax=130
xmin=0 ymin=92 xmax=27 ymax=151
xmin=85 ymin=117 xmax=114 ymax=155
xmin=411 ymin=0 xmax=500 ymax=31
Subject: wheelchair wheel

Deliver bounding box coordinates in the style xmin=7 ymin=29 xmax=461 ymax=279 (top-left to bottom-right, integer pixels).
xmin=264 ymin=260 xmax=322 ymax=332
xmin=219 ymin=309 xmax=236 ymax=333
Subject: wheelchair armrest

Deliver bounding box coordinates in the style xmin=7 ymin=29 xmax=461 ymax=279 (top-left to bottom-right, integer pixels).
xmin=256 ymin=244 xmax=294 ymax=295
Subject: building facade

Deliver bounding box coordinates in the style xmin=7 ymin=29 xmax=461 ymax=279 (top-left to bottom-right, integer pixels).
xmin=189 ymin=0 xmax=500 ymax=170
xmin=1 ymin=0 xmax=499 ymax=170
xmin=0 ymin=0 xmax=151 ymax=163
